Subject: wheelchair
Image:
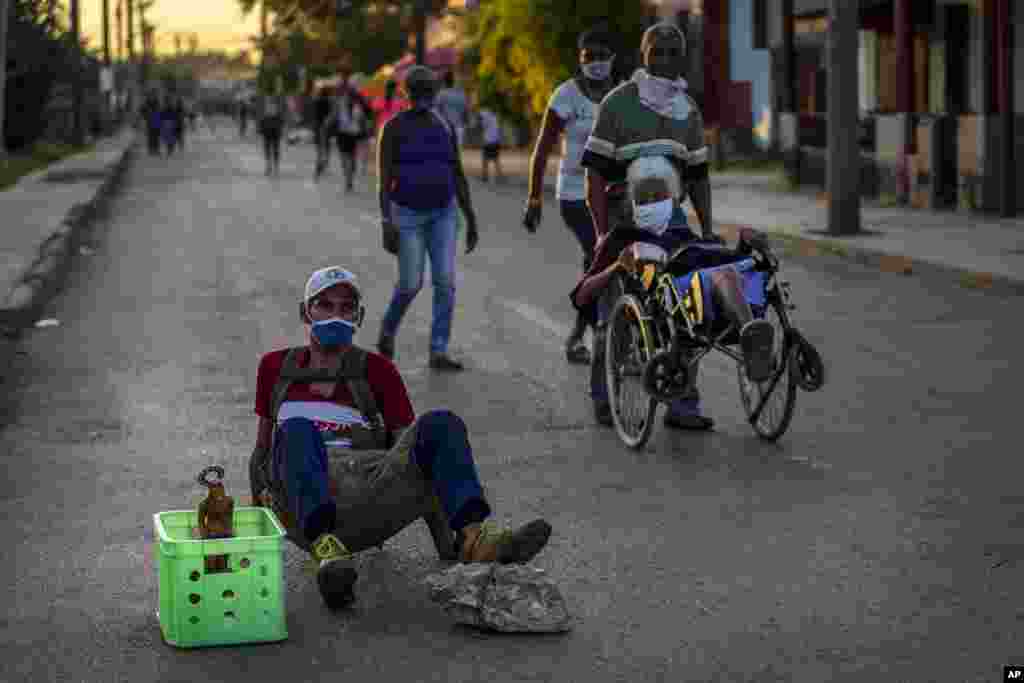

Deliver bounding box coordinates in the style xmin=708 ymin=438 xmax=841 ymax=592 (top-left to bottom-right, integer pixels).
xmin=604 ymin=228 xmax=825 ymax=448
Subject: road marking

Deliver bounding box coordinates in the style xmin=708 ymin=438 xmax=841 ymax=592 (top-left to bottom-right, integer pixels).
xmin=497 ymin=297 xmax=573 ymax=340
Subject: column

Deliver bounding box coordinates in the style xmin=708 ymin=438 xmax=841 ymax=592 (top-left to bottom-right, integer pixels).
xmin=780 ymin=0 xmax=801 ymax=185
xmin=894 ymin=0 xmax=913 ymax=204
xmin=826 ymin=0 xmax=861 ymax=234
xmin=995 ymin=0 xmax=1015 ymax=216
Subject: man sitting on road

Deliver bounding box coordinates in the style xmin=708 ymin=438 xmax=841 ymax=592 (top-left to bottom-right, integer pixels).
xmin=250 ymin=266 xmax=552 ymax=609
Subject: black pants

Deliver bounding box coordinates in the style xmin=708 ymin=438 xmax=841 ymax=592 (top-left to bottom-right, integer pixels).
xmin=336 ymin=133 xmax=359 ymax=185
xmin=559 ymin=200 xmax=597 ymax=341
xmin=147 ymin=127 xmax=161 ymax=156
xmin=262 ymin=120 xmax=283 ymax=169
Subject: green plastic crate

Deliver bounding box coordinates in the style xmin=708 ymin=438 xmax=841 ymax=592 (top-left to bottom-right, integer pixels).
xmin=154 ymin=506 xmax=288 ymax=648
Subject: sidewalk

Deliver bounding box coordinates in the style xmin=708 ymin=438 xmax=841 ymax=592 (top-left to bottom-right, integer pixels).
xmin=461 ymin=147 xmax=1024 ymax=294
xmin=0 ymin=129 xmax=137 ymax=348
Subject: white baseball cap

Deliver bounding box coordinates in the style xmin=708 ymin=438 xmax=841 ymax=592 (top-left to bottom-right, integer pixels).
xmin=303 ymin=266 xmax=361 ymax=305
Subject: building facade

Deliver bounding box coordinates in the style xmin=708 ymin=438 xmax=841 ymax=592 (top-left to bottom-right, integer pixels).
xmin=763 ymin=0 xmax=1018 ymax=216
xmin=659 ymin=0 xmax=774 ymax=157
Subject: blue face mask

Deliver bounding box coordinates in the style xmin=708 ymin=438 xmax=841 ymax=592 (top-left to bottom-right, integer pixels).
xmin=311 ymin=317 xmax=356 ymax=349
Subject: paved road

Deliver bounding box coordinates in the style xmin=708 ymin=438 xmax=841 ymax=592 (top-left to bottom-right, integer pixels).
xmin=2 ymin=122 xmax=1023 ymax=682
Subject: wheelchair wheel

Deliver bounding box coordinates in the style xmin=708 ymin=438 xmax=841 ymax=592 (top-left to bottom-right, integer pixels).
xmin=606 ymin=293 xmax=657 ymax=449
xmin=738 ymin=294 xmax=797 ymax=441
xmin=788 ymin=329 xmax=826 ymax=392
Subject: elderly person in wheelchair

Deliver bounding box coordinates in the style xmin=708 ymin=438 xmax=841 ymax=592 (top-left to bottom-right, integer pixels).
xmin=570 ymin=156 xmax=776 ymax=430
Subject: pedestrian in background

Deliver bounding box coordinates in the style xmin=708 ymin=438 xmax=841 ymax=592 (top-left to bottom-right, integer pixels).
xmin=142 ymin=92 xmax=162 ymax=156
xmin=348 ymin=75 xmax=375 ymax=178
xmin=257 ymin=88 xmax=287 ymax=177
xmin=523 ymin=25 xmax=620 ymax=366
xmin=160 ymin=97 xmax=179 ymax=156
xmin=437 ymin=71 xmax=470 ymax=149
xmin=478 ymin=106 xmax=503 ymax=183
xmin=370 ymin=80 xmax=406 ymax=175
xmin=327 ymin=76 xmax=373 ymax=192
xmin=376 ymin=66 xmax=480 ymax=372
xmin=313 ymin=86 xmax=334 ymax=179
xmin=172 ymin=97 xmax=187 ymax=153
xmin=238 ymin=98 xmax=250 ymax=139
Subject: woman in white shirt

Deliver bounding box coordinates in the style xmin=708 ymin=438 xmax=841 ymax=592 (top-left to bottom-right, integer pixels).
xmin=522 ymin=26 xmax=619 ymax=365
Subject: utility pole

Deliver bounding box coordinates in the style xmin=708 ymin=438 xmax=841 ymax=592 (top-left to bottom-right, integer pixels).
xmin=996 ymin=0 xmax=1015 ymax=217
xmin=103 ymin=0 xmax=112 ymax=129
xmin=781 ymin=0 xmax=800 ymax=186
xmin=71 ymin=0 xmax=85 ymax=146
xmin=1 ymin=0 xmax=9 ymax=162
xmin=825 ymin=0 xmax=860 ymax=234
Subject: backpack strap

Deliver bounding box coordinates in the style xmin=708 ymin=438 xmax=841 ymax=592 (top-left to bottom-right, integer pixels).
xmin=269 ymin=347 xmax=303 ymax=429
xmin=335 ymin=346 xmax=386 ymax=437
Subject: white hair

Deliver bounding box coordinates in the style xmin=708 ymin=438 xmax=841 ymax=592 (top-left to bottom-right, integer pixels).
xmin=626 ymin=156 xmax=682 ymax=202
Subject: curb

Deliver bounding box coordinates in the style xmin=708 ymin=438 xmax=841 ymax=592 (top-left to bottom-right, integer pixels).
xmin=466 ymin=151 xmax=1023 ymax=296
xmin=0 ymin=132 xmax=139 ymax=339
xmin=704 ymin=217 xmax=1024 ymax=297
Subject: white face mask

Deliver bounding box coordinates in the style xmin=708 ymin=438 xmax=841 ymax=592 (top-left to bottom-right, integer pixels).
xmin=633 ymin=243 xmax=668 ymax=263
xmin=633 ymin=197 xmax=674 ymax=235
xmin=581 ymin=58 xmax=614 ymax=81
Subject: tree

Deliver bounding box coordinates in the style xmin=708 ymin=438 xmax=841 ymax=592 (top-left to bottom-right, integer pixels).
xmin=235 ymin=0 xmax=446 ymax=76
xmin=464 ymin=0 xmax=653 ymax=125
xmin=3 ymin=0 xmax=89 ymax=150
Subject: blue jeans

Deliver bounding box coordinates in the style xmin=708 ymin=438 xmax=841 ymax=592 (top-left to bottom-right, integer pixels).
xmin=381 ymin=200 xmax=459 ymax=354
xmin=272 ymin=410 xmax=490 ymax=543
xmin=591 ymin=287 xmax=703 ymax=419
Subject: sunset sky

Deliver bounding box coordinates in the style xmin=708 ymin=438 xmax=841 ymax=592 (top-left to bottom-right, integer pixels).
xmin=79 ymin=0 xmax=263 ymax=56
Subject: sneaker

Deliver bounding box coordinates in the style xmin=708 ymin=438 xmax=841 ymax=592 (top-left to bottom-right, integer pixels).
xmin=594 ymin=402 xmax=613 ymax=427
xmin=429 ymin=353 xmax=464 ymax=372
xmin=663 ymin=413 xmax=715 ymax=431
xmin=312 ymin=533 xmax=357 ymax=609
xmin=565 ymin=339 xmax=591 ymax=365
xmin=377 ymin=332 xmax=395 ymax=360
xmin=740 ymin=319 xmax=775 ymax=383
xmin=457 ymin=519 xmax=552 ymax=564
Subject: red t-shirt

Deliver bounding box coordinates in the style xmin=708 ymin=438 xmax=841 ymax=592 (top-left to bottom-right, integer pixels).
xmin=255 ymin=347 xmax=415 ymax=446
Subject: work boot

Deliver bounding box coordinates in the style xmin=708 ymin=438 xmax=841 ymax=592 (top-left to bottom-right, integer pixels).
xmin=565 ymin=330 xmax=591 ymax=365
xmin=312 ymin=533 xmax=357 ymax=609
xmin=594 ymin=401 xmax=613 ymax=427
xmin=457 ymin=519 xmax=552 ymax=565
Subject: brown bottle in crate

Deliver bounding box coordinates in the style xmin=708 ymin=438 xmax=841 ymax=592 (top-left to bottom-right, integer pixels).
xmin=197 ymin=466 xmax=234 ymax=573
